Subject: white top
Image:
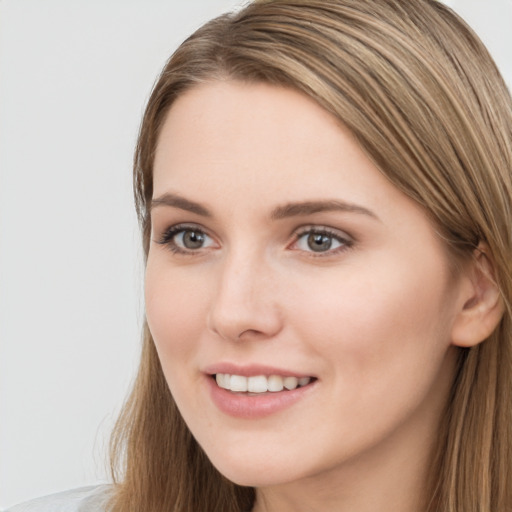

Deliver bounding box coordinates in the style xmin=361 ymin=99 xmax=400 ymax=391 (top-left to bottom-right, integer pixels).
xmin=4 ymin=486 xmax=112 ymax=512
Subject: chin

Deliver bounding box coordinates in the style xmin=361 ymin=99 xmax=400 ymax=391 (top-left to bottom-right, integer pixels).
xmin=215 ymin=464 xmax=295 ymax=488
xmin=203 ymin=444 xmax=308 ymax=488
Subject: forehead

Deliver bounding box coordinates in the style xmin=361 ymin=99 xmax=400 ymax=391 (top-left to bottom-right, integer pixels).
xmin=153 ymin=80 xmax=383 ymax=204
xmin=155 ymin=80 xmax=344 ymax=165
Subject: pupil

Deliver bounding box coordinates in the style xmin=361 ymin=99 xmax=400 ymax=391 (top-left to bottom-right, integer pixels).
xmin=183 ymin=231 xmax=204 ymax=249
xmin=307 ymin=233 xmax=332 ymax=252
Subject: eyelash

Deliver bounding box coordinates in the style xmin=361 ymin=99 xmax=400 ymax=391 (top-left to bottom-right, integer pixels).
xmin=156 ymin=224 xmax=214 ymax=255
xmin=292 ymin=226 xmax=354 ymax=257
xmin=155 ymin=224 xmax=354 ymax=257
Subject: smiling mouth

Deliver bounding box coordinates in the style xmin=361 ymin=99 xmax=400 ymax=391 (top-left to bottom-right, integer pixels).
xmin=214 ymin=374 xmax=315 ymax=394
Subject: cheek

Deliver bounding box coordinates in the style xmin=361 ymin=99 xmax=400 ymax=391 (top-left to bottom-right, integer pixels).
xmin=145 ymin=258 xmax=209 ymax=364
xmin=144 ymin=258 xmax=215 ymax=417
xmin=278 ymin=259 xmax=457 ymax=462
xmin=287 ymin=257 xmax=454 ymax=386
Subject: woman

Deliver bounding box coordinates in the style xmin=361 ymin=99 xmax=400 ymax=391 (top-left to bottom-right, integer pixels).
xmin=9 ymin=0 xmax=512 ymax=511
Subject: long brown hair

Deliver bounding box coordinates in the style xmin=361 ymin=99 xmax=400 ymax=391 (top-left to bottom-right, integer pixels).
xmin=109 ymin=1 xmax=512 ymax=510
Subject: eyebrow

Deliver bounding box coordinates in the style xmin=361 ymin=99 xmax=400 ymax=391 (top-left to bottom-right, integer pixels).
xmin=150 ymin=193 xmax=378 ymax=221
xmin=151 ymin=193 xmax=212 ymax=217
xmin=270 ymin=200 xmax=379 ymax=221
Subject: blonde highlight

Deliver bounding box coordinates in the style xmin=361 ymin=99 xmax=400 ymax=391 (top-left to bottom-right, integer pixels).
xmin=109 ymin=1 xmax=512 ymax=510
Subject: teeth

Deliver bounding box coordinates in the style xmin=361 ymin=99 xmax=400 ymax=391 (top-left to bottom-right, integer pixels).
xmin=298 ymin=377 xmax=310 ymax=387
xmin=215 ymin=374 xmax=312 ymax=393
xmin=248 ymin=375 xmax=268 ymax=393
xmin=283 ymin=376 xmax=298 ymax=390
xmin=230 ymin=375 xmax=248 ymax=392
xmin=267 ymin=375 xmax=284 ymax=392
xmin=215 ymin=373 xmax=230 ymax=389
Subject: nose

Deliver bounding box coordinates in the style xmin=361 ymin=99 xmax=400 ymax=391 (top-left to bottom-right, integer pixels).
xmin=206 ymin=251 xmax=283 ymax=342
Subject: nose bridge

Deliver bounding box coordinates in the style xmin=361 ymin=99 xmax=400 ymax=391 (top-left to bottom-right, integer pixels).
xmin=207 ymin=244 xmax=281 ymax=341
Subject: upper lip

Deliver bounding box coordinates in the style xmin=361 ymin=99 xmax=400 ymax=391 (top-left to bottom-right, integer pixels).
xmin=203 ymin=362 xmax=315 ymax=378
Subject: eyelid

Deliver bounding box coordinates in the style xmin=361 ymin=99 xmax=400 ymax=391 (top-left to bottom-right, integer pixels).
xmin=155 ymin=223 xmax=218 ymax=254
xmin=154 ymin=222 xmax=354 ymax=257
xmin=289 ymin=225 xmax=354 ymax=255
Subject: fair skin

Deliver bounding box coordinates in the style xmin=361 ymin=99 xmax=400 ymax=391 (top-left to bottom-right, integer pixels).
xmin=145 ymin=80 xmax=493 ymax=512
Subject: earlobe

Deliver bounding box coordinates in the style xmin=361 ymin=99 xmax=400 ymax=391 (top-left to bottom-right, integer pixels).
xmin=451 ymin=244 xmax=504 ymax=348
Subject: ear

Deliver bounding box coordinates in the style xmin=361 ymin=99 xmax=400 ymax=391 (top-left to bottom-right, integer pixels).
xmin=451 ymin=243 xmax=504 ymax=348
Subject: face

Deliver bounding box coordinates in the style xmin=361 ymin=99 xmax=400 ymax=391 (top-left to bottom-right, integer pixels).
xmin=146 ymin=81 xmax=464 ymax=491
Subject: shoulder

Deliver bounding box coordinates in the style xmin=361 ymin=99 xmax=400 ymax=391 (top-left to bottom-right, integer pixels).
xmin=4 ymin=485 xmax=113 ymax=512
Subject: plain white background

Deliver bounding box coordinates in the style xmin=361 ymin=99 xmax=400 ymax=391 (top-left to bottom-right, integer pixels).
xmin=0 ymin=0 xmax=511 ymax=507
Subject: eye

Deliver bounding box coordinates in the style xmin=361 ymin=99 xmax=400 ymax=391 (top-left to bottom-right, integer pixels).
xmin=292 ymin=227 xmax=352 ymax=255
xmin=156 ymin=225 xmax=217 ymax=254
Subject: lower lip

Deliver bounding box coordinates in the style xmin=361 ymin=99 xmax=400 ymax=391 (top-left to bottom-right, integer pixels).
xmin=206 ymin=376 xmax=316 ymax=419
